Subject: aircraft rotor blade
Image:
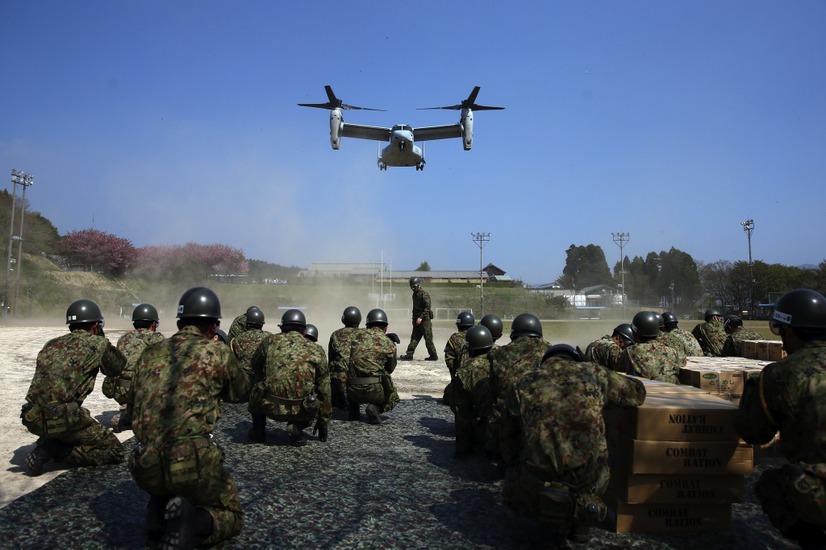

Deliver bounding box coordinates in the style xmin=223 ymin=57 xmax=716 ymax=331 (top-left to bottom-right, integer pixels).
xmin=298 ymin=85 xmax=385 ymax=111
xmin=417 ymin=86 xmax=504 ymax=111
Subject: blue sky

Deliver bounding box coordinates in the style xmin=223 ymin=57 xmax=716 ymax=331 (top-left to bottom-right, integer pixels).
xmin=1 ymin=1 xmax=824 ymax=285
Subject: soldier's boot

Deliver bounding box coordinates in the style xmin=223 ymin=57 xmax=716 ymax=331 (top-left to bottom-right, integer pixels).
xmin=247 ymin=414 xmax=267 ymax=444
xmin=425 ymin=354 xmax=439 ymax=361
xmin=399 ymin=354 xmax=413 ymax=360
xmin=365 ymin=404 xmax=382 ymax=425
xmin=25 ymin=439 xmax=52 ymax=476
xmin=161 ymin=496 xmax=211 ymax=550
xmin=146 ymin=495 xmax=170 ymax=540
xmin=286 ymin=423 xmax=307 ymax=447
xmin=111 ymin=414 xmax=122 ymax=432
xmin=348 ymin=400 xmax=361 ymax=421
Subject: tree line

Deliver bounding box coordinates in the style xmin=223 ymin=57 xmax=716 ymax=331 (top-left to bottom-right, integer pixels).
xmin=556 ymin=243 xmax=826 ymax=315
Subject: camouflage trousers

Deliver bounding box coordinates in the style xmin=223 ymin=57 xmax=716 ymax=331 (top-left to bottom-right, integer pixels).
xmin=330 ymin=371 xmax=348 ymax=408
xmin=129 ymin=437 xmax=243 ymax=546
xmin=21 ymin=403 xmax=123 ymax=467
xmin=757 ymin=463 xmax=826 ymax=537
xmin=405 ymin=318 xmax=438 ymax=357
xmin=346 ymin=376 xmax=400 ymax=412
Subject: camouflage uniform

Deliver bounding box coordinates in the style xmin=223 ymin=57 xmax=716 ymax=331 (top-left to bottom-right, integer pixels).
xmin=735 ymin=340 xmax=826 ymax=541
xmin=21 ymin=329 xmax=126 ymax=468
xmin=403 ymin=287 xmax=438 ymax=358
xmin=227 ymin=313 xmax=248 ymax=342
xmin=692 ymin=319 xmax=727 ymax=357
xmin=452 ymin=351 xmax=493 ymax=456
xmin=102 ymin=328 xmax=165 ymax=405
xmin=584 ymin=335 xmax=622 ymax=370
xmin=248 ymin=330 xmax=331 ymax=432
xmin=230 ymin=328 xmax=272 ymax=381
xmin=670 ymin=326 xmax=703 ymax=356
xmin=500 ymin=358 xmax=646 ymax=534
xmin=442 ymin=331 xmax=469 ymax=405
xmin=347 ymin=326 xmax=400 ymax=412
xmin=487 ymin=335 xmax=551 ymax=461
xmin=616 ymin=339 xmax=685 ymax=384
xmin=328 ymin=325 xmax=361 ymax=408
xmin=722 ymin=327 xmax=763 ymax=357
xmin=128 ymin=324 xmax=249 ymax=546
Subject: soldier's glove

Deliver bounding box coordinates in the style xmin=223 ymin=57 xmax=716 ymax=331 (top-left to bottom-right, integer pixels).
xmin=314 ymin=420 xmax=329 ymax=442
xmin=387 ymin=332 xmax=401 ymax=345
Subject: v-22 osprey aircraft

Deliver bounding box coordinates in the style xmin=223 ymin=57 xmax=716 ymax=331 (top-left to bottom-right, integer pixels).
xmin=298 ymin=86 xmax=504 ymax=170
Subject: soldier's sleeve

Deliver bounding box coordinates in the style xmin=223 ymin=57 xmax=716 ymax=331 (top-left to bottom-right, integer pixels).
xmin=315 ymin=352 xmax=332 ymax=424
xmin=385 ymin=341 xmax=398 ymax=374
xmin=250 ymin=339 xmax=267 ymax=382
xmin=423 ymin=291 xmax=432 ymax=312
xmin=615 ymin=349 xmax=632 ymax=375
xmin=734 ymin=371 xmax=779 ymax=445
xmin=721 ymin=336 xmax=736 ymax=357
xmin=499 ymin=382 xmax=524 ymax=466
xmin=604 ymin=368 xmax=646 ymax=408
xmin=100 ymin=340 xmax=127 ymax=377
xmin=222 ymin=350 xmax=249 ymax=403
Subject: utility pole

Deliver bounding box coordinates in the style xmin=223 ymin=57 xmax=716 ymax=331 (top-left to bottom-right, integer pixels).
xmin=471 ymin=232 xmax=490 ymax=317
xmin=5 ymin=170 xmax=33 ymax=317
xmin=741 ymin=219 xmax=755 ymax=318
xmin=612 ymin=232 xmax=630 ymax=318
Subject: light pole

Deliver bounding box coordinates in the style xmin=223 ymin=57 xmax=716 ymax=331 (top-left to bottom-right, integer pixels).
xmin=741 ymin=219 xmax=754 ymax=317
xmin=5 ymin=170 xmax=33 ymax=317
xmin=471 ymin=232 xmax=490 ymax=317
xmin=612 ymin=232 xmax=629 ymax=317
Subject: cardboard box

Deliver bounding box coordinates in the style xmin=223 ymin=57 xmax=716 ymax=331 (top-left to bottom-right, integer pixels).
xmin=604 ymin=392 xmax=742 ymax=442
xmin=743 ymin=339 xmax=786 ymax=361
xmin=607 ymin=472 xmax=745 ymax=504
xmin=613 ymin=440 xmax=754 ymax=475
xmin=608 ymin=497 xmax=732 ymax=533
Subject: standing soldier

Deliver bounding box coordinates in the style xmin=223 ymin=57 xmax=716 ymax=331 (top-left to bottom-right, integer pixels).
xmin=692 ymin=308 xmax=727 ymax=356
xmin=452 ymin=324 xmax=495 ymax=457
xmin=347 ymin=308 xmax=400 ymax=424
xmin=21 ymin=299 xmax=127 ymax=476
xmin=500 ymin=344 xmax=646 ymax=544
xmin=721 ymin=314 xmax=762 ymax=357
xmin=103 ymin=303 xmax=164 ymax=432
xmin=735 ymin=289 xmax=826 ymax=548
xmin=399 ymin=276 xmax=438 ymax=361
xmin=128 ymin=286 xmax=249 ymax=548
xmin=229 ymin=306 xmax=271 ymax=397
xmin=617 ymin=311 xmax=685 ymax=384
xmin=661 ymin=312 xmax=703 ymax=357
xmin=487 ymin=313 xmax=551 ymax=462
xmin=442 ymin=311 xmax=475 ymax=406
xmin=247 ymin=309 xmax=331 ymax=446
xmin=227 ymin=306 xmax=261 ymax=342
xmin=328 ymin=306 xmax=362 ymax=409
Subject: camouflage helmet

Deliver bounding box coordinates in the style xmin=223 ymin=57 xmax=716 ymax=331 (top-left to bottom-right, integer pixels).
xmin=246 ymin=306 xmax=265 ymax=326
xmin=341 ymin=306 xmax=362 ymax=327
xmin=541 ymin=344 xmax=584 ymax=363
xmin=304 ymin=323 xmax=319 ymax=342
xmin=612 ymin=323 xmax=635 ymax=344
xmin=770 ymin=288 xmax=826 ymax=334
xmin=662 ymin=312 xmax=678 ymax=329
xmin=465 ymin=325 xmax=493 ymax=353
xmin=631 ymin=311 xmax=661 ymax=339
xmin=177 ymin=287 xmax=221 ymax=320
xmin=456 ymin=311 xmax=475 ymax=329
xmin=66 ymin=299 xmax=103 ymax=324
xmin=279 ymin=309 xmax=306 ymax=330
xmin=409 ymin=276 xmax=421 ymax=288
xmin=704 ymin=308 xmax=722 ymax=321
xmin=132 ymin=303 xmax=159 ymax=322
xmin=510 ymin=313 xmax=542 ymax=338
xmin=366 ymin=308 xmax=388 ymax=327
xmin=480 ymin=314 xmax=503 ymax=340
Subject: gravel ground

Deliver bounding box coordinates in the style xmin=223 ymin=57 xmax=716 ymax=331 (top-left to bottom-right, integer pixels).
xmin=0 ymin=325 xmax=799 ymax=549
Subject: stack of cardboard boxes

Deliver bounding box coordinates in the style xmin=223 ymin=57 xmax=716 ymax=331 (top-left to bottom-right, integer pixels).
xmin=742 ymin=339 xmax=786 ymax=361
xmin=604 ymin=380 xmax=753 ymax=533
xmin=678 ymin=356 xmax=768 ymax=404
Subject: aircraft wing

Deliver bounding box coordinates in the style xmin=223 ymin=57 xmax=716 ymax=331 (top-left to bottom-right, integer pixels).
xmin=341 ymin=123 xmax=392 ymax=142
xmin=411 ymin=123 xmax=463 ymax=142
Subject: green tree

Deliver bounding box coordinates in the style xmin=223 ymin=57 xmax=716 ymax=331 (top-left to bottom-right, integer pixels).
xmin=415 ymin=261 xmax=431 ymax=271
xmin=558 ymin=244 xmax=612 ymax=290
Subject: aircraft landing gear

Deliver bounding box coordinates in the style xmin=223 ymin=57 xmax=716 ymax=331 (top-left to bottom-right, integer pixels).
xmin=378 ymin=161 xmax=387 ymax=171
xmin=415 ymin=161 xmax=425 ymax=171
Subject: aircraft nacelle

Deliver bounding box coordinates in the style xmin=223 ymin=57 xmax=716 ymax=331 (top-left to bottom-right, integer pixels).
xmin=461 ymin=108 xmax=473 ymax=151
xmin=330 ymin=108 xmax=343 ymax=150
